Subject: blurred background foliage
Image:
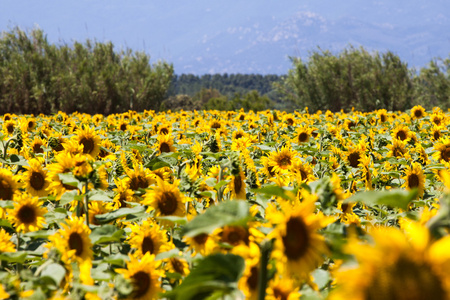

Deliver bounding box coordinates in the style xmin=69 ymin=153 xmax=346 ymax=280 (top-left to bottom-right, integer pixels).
xmin=1 ymin=27 xmax=449 ymax=114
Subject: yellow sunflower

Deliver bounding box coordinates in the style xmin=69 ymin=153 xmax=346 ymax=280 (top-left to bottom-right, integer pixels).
xmin=164 ymin=254 xmax=190 ymax=278
xmin=2 ymin=120 xmax=16 ymax=136
xmin=47 ymin=152 xmax=77 ymax=198
xmin=402 ymin=162 xmax=426 ymax=198
xmin=225 ymin=170 xmax=247 ymax=200
xmin=266 ymin=275 xmax=300 ymax=300
xmin=127 ymin=219 xmax=173 ymax=258
xmin=88 ymin=201 xmax=112 ymax=226
xmin=155 ymin=134 xmax=175 ymax=154
xmin=112 ymin=177 xmax=135 ymax=209
xmin=47 ymin=216 xmax=92 ymax=264
xmin=116 ymin=253 xmax=163 ymax=300
xmin=294 ymin=125 xmax=312 ymax=144
xmin=329 ymin=221 xmax=450 ymax=300
xmin=0 ymin=168 xmax=19 ymax=200
xmin=268 ymin=145 xmax=298 ymax=174
xmin=433 ymin=137 xmax=450 ymax=163
xmin=183 ymin=232 xmax=216 ymax=257
xmin=391 ymin=123 xmax=411 ymax=141
xmin=22 ymin=157 xmax=50 ymax=197
xmin=29 ymin=136 xmax=46 ymax=155
xmin=74 ymin=126 xmax=101 ymax=158
xmin=143 ymin=178 xmax=186 ymax=223
xmin=410 ymin=105 xmax=426 ymax=119
xmin=238 ymin=258 xmax=260 ymax=300
xmin=386 ymin=139 xmax=409 ymax=159
xmin=7 ymin=194 xmax=47 ymax=233
xmin=345 ymin=145 xmax=364 ymax=169
xmin=267 ymin=195 xmax=335 ymax=279
xmin=125 ymin=164 xmax=156 ymax=192
xmin=0 ymin=228 xmax=16 ymax=253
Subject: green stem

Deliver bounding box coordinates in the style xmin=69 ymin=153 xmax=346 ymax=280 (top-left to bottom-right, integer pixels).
xmin=257 ymin=239 xmax=273 ymax=300
xmin=84 ymin=180 xmax=90 ymax=228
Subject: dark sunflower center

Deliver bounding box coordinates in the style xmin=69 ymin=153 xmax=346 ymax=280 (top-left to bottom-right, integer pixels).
xmin=396 ymin=130 xmax=407 ymax=141
xmin=160 ymin=142 xmax=171 ymax=153
xmin=348 ymin=152 xmax=361 ymax=168
xmin=278 ymin=156 xmax=291 ymax=167
xmin=193 ymin=233 xmax=208 ymax=245
xmin=235 ymin=133 xmax=243 ymax=139
xmin=239 ymin=115 xmax=245 ymax=121
xmin=132 ymin=271 xmax=151 ymax=299
xmin=365 ymin=258 xmax=446 ymax=300
xmin=273 ymin=287 xmax=289 ymax=300
xmin=433 ymin=131 xmax=441 ymax=141
xmin=141 ymin=236 xmax=154 ymax=254
xmin=380 ymin=114 xmax=387 ymax=122
xmin=442 ymin=147 xmax=450 ymax=162
xmin=30 ymin=172 xmax=45 ymax=191
xmin=120 ymin=123 xmax=127 ymax=131
xmin=0 ymin=179 xmax=13 ymax=200
xmin=341 ymin=203 xmax=350 ymax=213
xmin=287 ymin=118 xmax=294 ymax=126
xmin=158 ymin=191 xmax=178 ymax=215
xmin=298 ymin=132 xmax=309 ymax=143
xmin=234 ymin=175 xmax=243 ymax=195
xmin=6 ymin=124 xmax=14 ymax=134
xmin=80 ymin=137 xmax=94 ymax=154
xmin=129 ymin=175 xmax=148 ymax=190
xmin=414 ymin=109 xmax=423 ymax=118
xmin=32 ymin=143 xmax=44 ymax=154
xmin=247 ymin=266 xmax=259 ymax=291
xmin=222 ymin=226 xmax=249 ymax=246
xmin=17 ymin=204 xmax=36 ymax=224
xmin=68 ymin=232 xmax=84 ymax=256
xmin=28 ymin=121 xmax=35 ymax=129
xmin=4 ymin=115 xmax=11 ymax=121
xmin=300 ymin=170 xmax=307 ymax=181
xmin=282 ymin=217 xmax=309 ymax=260
xmin=160 ymin=128 xmax=169 ymax=135
xmin=211 ymin=121 xmax=221 ymax=129
xmin=170 ymin=258 xmax=185 ymax=274
xmin=268 ymin=166 xmax=276 ymax=177
xmin=348 ymin=121 xmax=356 ymax=130
xmin=408 ymin=174 xmax=420 ymax=189
xmin=433 ymin=118 xmax=441 ymax=126
xmin=393 ymin=146 xmax=404 ymax=158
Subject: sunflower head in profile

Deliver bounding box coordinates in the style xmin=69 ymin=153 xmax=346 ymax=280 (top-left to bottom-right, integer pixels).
xmin=402 ymin=162 xmax=426 ymax=198
xmin=0 ymin=168 xmax=19 ymax=200
xmin=116 ymin=253 xmax=163 ymax=300
xmin=47 ymin=216 xmax=92 ymax=264
xmin=143 ymin=178 xmax=186 ymax=225
xmin=127 ymin=219 xmax=173 ymax=258
xmin=22 ymin=158 xmax=50 ymax=197
xmin=329 ymin=221 xmax=450 ymax=300
xmin=7 ymin=193 xmax=47 ymax=233
xmin=155 ymin=134 xmax=175 ymax=154
xmin=411 ymin=105 xmax=426 ymax=120
xmin=74 ymin=126 xmax=101 ymax=158
xmin=433 ymin=138 xmax=450 ymax=164
xmin=267 ymin=194 xmax=335 ymax=279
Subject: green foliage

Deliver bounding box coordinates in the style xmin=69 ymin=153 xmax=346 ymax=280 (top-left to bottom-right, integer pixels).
xmin=413 ymin=58 xmax=450 ymax=110
xmin=0 ymin=27 xmax=173 ymax=114
xmin=277 ymin=46 xmax=414 ymax=112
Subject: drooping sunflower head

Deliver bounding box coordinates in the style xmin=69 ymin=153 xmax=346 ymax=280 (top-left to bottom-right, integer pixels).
xmin=116 ymin=253 xmax=163 ymax=300
xmin=22 ymin=157 xmax=50 ymax=197
xmin=7 ymin=193 xmax=47 ymax=233
xmin=0 ymin=168 xmax=19 ymax=200
xmin=74 ymin=126 xmax=101 ymax=158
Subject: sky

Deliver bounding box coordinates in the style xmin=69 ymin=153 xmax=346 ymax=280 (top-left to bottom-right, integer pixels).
xmin=1 ymin=1 xmax=449 ymax=74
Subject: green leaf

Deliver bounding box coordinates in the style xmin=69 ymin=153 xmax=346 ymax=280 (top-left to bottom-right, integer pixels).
xmin=165 ymin=253 xmax=245 ymax=300
xmin=40 ymin=263 xmax=66 ymax=286
xmin=144 ymin=157 xmax=171 ymax=170
xmin=58 ymin=173 xmax=80 ymax=188
xmin=95 ymin=205 xmax=146 ymax=224
xmin=0 ymin=200 xmax=14 ymax=208
xmin=155 ymin=216 xmax=188 ymax=225
xmin=87 ymin=190 xmax=113 ymax=201
xmin=90 ymin=225 xmax=124 ymax=245
xmin=0 ymin=251 xmax=28 ymax=263
xmin=345 ymin=189 xmax=418 ymax=210
xmin=251 ymin=184 xmax=296 ymax=200
xmin=182 ymin=200 xmax=250 ymax=238
xmin=59 ymin=190 xmax=83 ymax=206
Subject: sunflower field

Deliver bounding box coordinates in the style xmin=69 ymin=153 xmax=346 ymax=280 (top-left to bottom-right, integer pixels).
xmin=0 ymin=105 xmax=449 ymax=300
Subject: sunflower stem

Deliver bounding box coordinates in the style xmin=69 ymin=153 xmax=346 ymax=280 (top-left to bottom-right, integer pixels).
xmin=217 ymin=165 xmax=224 ymax=202
xmin=84 ymin=180 xmax=90 ymax=228
xmin=257 ymin=239 xmax=273 ymax=300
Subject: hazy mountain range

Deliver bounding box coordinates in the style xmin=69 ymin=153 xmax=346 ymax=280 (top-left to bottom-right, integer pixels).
xmin=1 ymin=0 xmax=449 ymax=74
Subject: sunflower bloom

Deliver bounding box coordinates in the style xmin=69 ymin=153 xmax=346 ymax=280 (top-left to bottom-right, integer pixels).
xmin=0 ymin=228 xmax=15 ymax=253
xmin=7 ymin=194 xmax=47 ymax=233
xmin=22 ymin=158 xmax=50 ymax=197
xmin=47 ymin=216 xmax=92 ymax=264
xmin=329 ymin=221 xmax=450 ymax=300
xmin=0 ymin=168 xmax=19 ymax=200
xmin=402 ymin=162 xmax=426 ymax=198
xmin=433 ymin=138 xmax=450 ymax=164
xmin=127 ymin=219 xmax=174 ymax=258
xmin=116 ymin=253 xmax=163 ymax=300
xmin=74 ymin=126 xmax=101 ymax=158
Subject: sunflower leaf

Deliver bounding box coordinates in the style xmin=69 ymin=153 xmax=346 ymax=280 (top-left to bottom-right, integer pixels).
xmin=345 ymin=189 xmax=418 ymax=210
xmin=251 ymin=184 xmax=297 ymax=200
xmin=59 ymin=190 xmax=83 ymax=206
xmin=0 ymin=252 xmax=28 ymax=263
xmin=95 ymin=206 xmax=146 ymax=224
xmin=90 ymin=225 xmax=124 ymax=245
xmin=40 ymin=263 xmax=66 ymax=286
xmin=182 ymin=200 xmax=250 ymax=237
xmin=164 ymin=253 xmax=245 ymax=300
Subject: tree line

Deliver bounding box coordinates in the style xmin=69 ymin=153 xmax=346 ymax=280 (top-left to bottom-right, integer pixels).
xmin=0 ymin=27 xmax=449 ymax=114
